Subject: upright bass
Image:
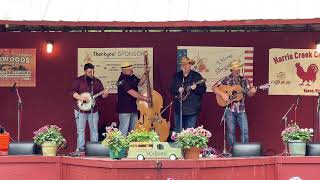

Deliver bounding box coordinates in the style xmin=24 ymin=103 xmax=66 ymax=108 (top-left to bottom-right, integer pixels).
xmin=135 ymin=52 xmax=170 ymax=141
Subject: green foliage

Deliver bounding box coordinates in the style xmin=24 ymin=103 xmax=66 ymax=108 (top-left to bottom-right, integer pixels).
xmin=33 ymin=125 xmax=66 ymax=146
xmin=281 ymin=121 xmax=314 ymax=142
xmin=101 ymin=126 xmax=128 ymax=156
xmin=171 ymin=126 xmax=212 ymax=149
xmin=126 ymin=129 xmax=159 ymax=143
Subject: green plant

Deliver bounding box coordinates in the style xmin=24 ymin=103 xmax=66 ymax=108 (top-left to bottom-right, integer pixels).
xmin=101 ymin=126 xmax=128 ymax=156
xmin=281 ymin=121 xmax=314 ymax=142
xmin=171 ymin=126 xmax=212 ymax=149
xmin=126 ymin=128 xmax=159 ymax=143
xmin=33 ymin=125 xmax=66 ymax=146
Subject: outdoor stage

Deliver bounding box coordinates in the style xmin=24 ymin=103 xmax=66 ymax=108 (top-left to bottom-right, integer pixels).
xmin=0 ymin=155 xmax=319 ymax=180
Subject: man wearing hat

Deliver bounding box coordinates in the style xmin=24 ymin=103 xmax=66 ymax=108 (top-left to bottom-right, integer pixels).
xmin=170 ymin=56 xmax=207 ymax=132
xmin=70 ymin=63 xmax=109 ymax=154
xmin=117 ymin=62 xmax=149 ymax=136
xmin=212 ymin=60 xmax=257 ymax=146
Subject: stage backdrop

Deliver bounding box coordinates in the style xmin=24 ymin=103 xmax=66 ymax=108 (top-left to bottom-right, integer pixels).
xmin=177 ymin=46 xmax=254 ymax=91
xmin=78 ymin=48 xmax=153 ymax=93
xmin=0 ymin=49 xmax=36 ymax=87
xmin=269 ymin=48 xmax=320 ymax=96
xmin=0 ymin=32 xmax=318 ymax=154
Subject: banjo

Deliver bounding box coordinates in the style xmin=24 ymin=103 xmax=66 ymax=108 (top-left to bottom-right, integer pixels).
xmin=77 ymin=83 xmax=120 ymax=111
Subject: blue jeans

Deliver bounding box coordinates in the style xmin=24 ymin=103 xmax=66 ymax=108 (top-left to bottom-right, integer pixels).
xmin=225 ymin=109 xmax=249 ymax=146
xmin=74 ymin=110 xmax=99 ymax=151
xmin=119 ymin=113 xmax=138 ymax=136
xmin=174 ymin=112 xmax=198 ymax=132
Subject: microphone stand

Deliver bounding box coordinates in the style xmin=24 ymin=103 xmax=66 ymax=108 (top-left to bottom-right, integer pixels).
xmin=218 ymin=102 xmax=231 ymax=157
xmin=15 ymin=86 xmax=22 ymax=142
xmin=279 ymin=99 xmax=296 ymax=156
xmin=90 ymin=78 xmax=94 ymax=138
xmin=179 ymin=77 xmax=184 ymax=132
xmin=316 ymin=93 xmax=320 ymax=141
xmin=294 ymin=96 xmax=300 ymax=123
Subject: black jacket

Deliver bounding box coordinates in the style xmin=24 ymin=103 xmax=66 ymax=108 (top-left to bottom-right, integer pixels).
xmin=170 ymin=70 xmax=207 ymax=115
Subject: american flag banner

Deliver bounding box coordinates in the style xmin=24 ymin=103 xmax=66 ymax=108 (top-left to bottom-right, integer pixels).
xmin=177 ymin=46 xmax=255 ymax=92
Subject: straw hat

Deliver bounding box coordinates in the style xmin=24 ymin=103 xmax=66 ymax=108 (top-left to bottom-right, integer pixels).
xmin=121 ymin=62 xmax=133 ymax=70
xmin=180 ymin=56 xmax=196 ymax=65
xmin=229 ymin=60 xmax=243 ymax=70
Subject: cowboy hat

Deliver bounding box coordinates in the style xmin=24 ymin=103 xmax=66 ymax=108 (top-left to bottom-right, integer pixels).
xmin=180 ymin=56 xmax=196 ymax=65
xmin=229 ymin=60 xmax=243 ymax=70
xmin=121 ymin=62 xmax=133 ymax=70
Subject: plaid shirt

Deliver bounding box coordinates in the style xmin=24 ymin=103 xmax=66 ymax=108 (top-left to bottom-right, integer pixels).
xmin=215 ymin=74 xmax=251 ymax=113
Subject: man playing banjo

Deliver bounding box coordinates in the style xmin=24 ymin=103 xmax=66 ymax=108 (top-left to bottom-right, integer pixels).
xmin=70 ymin=63 xmax=109 ymax=154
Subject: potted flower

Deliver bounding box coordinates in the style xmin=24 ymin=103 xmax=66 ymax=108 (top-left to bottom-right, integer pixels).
xmin=281 ymin=121 xmax=314 ymax=156
xmin=101 ymin=125 xmax=128 ymax=159
xmin=171 ymin=126 xmax=212 ymax=159
xmin=33 ymin=125 xmax=66 ymax=156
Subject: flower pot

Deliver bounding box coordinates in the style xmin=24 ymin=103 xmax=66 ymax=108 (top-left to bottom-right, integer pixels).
xmin=288 ymin=140 xmax=306 ymax=156
xmin=184 ymin=147 xmax=201 ymax=160
xmin=41 ymin=141 xmax=58 ymax=156
xmin=109 ymin=148 xmax=125 ymax=160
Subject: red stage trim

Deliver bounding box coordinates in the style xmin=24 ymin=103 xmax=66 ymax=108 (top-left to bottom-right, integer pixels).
xmin=1 ymin=156 xmax=320 ymax=180
xmin=1 ymin=18 xmax=320 ymax=27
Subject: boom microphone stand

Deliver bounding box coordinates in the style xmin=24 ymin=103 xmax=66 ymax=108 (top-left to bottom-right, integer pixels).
xmin=316 ymin=93 xmax=320 ymax=141
xmin=279 ymin=97 xmax=297 ymax=156
xmin=12 ymin=82 xmax=22 ymax=142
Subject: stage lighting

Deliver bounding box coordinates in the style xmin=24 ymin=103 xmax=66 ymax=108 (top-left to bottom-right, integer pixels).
xmin=316 ymin=40 xmax=320 ymax=53
xmin=47 ymin=41 xmax=53 ymax=53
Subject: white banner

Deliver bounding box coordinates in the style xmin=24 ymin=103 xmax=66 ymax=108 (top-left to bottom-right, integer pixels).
xmin=177 ymin=46 xmax=254 ymax=92
xmin=269 ymin=48 xmax=320 ymax=96
xmin=78 ymin=48 xmax=153 ymax=93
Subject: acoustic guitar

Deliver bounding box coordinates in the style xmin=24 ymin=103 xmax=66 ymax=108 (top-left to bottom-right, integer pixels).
xmin=216 ymin=84 xmax=269 ymax=107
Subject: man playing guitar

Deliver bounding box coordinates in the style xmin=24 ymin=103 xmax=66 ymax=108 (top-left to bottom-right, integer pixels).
xmin=212 ymin=60 xmax=256 ymax=147
xmin=170 ymin=56 xmax=207 ymax=132
xmin=70 ymin=63 xmax=109 ymax=154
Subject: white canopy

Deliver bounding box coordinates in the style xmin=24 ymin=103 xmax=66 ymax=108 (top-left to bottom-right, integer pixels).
xmin=0 ymin=0 xmax=320 ymax=22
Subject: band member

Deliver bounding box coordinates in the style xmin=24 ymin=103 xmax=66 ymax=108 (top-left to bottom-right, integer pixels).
xmin=70 ymin=63 xmax=109 ymax=153
xmin=117 ymin=62 xmax=149 ymax=136
xmin=170 ymin=56 xmax=207 ymax=132
xmin=212 ymin=60 xmax=257 ymax=146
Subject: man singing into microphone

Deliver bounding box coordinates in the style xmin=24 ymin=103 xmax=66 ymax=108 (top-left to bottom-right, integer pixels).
xmin=170 ymin=56 xmax=207 ymax=132
xmin=70 ymin=63 xmax=109 ymax=154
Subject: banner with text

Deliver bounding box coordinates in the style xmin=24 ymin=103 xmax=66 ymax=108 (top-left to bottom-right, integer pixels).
xmin=177 ymin=46 xmax=254 ymax=92
xmin=78 ymin=48 xmax=153 ymax=93
xmin=0 ymin=49 xmax=36 ymax=87
xmin=269 ymin=48 xmax=320 ymax=95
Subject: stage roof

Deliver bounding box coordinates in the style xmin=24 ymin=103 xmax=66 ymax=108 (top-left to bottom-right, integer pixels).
xmin=1 ymin=0 xmax=320 ymax=27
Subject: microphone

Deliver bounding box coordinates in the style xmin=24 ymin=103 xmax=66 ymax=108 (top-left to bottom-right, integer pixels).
xmin=10 ymin=82 xmax=16 ymax=92
xmin=180 ymin=76 xmax=185 ymax=95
